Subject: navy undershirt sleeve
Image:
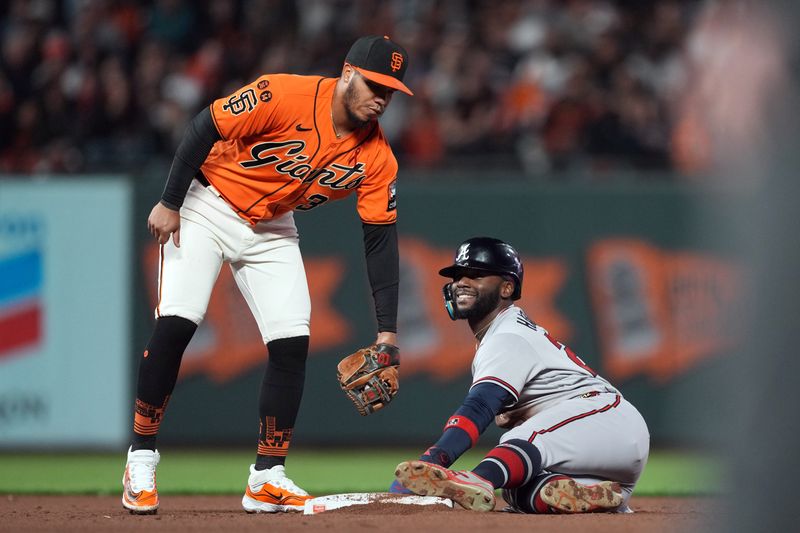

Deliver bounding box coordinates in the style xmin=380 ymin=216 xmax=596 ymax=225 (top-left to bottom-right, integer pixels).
xmin=421 ymin=382 xmax=514 ymax=467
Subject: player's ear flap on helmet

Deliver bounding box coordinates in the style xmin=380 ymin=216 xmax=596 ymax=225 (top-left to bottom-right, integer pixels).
xmin=442 ymin=282 xmax=458 ymax=321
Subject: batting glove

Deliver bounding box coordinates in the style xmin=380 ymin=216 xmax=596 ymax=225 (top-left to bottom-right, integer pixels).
xmin=388 ymin=479 xmax=414 ymax=494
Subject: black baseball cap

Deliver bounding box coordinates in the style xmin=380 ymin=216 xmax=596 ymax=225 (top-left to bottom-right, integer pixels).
xmin=345 ymin=35 xmax=413 ymax=96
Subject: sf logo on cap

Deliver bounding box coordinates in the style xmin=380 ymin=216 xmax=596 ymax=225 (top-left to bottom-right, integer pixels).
xmin=390 ymin=52 xmax=404 ymax=72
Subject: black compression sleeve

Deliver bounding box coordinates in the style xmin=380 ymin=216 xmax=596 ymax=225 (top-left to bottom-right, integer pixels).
xmin=363 ymin=222 xmax=399 ymax=333
xmin=160 ymin=106 xmax=221 ymax=210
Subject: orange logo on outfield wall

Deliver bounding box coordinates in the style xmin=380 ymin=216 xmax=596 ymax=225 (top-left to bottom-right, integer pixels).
xmin=586 ymin=239 xmax=744 ymax=382
xmin=142 ymin=239 xmax=573 ymax=383
xmin=143 ymin=245 xmax=350 ymax=383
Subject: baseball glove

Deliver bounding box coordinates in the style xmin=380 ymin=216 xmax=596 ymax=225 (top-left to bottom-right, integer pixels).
xmin=337 ymin=343 xmax=400 ymax=416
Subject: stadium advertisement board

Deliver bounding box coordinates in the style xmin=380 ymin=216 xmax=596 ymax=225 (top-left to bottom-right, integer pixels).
xmin=0 ymin=179 xmax=131 ymax=448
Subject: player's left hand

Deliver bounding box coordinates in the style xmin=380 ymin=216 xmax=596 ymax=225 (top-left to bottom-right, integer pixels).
xmin=375 ymin=331 xmax=397 ymax=347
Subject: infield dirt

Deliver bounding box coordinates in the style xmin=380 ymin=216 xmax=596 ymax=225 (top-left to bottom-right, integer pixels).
xmin=1 ymin=495 xmax=719 ymax=532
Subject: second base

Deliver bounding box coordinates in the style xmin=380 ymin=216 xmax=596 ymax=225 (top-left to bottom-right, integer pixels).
xmin=303 ymin=492 xmax=454 ymax=514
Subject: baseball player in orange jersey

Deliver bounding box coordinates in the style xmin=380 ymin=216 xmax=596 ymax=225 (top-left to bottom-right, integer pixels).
xmin=122 ymin=36 xmax=412 ymax=514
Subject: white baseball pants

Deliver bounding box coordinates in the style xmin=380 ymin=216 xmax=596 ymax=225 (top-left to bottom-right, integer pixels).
xmin=155 ymin=180 xmax=311 ymax=343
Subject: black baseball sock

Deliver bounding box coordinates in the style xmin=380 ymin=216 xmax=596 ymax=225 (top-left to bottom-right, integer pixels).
xmin=131 ymin=316 xmax=197 ymax=451
xmin=255 ymin=335 xmax=309 ymax=470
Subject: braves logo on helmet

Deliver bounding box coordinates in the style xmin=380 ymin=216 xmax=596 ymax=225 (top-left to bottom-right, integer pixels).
xmin=455 ymin=243 xmax=470 ymax=264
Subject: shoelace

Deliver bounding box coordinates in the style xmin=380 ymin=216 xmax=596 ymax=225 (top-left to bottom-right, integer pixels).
xmin=128 ymin=459 xmax=156 ymax=492
xmin=260 ymin=467 xmax=308 ymax=496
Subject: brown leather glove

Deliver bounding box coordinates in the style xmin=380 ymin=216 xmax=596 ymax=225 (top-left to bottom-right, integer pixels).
xmin=336 ymin=343 xmax=400 ymax=415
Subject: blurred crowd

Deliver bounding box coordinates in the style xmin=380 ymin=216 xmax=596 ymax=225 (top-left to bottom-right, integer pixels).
xmin=0 ymin=0 xmax=708 ymax=179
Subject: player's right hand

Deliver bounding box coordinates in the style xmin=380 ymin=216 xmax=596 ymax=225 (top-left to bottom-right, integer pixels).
xmin=147 ymin=202 xmax=182 ymax=247
xmin=388 ymin=479 xmax=413 ymax=494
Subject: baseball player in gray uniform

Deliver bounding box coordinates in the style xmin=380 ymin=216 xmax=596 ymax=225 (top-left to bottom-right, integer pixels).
xmin=394 ymin=237 xmax=649 ymax=513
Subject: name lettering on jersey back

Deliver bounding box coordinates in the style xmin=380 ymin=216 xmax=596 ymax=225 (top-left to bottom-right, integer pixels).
xmin=516 ymin=310 xmax=537 ymax=331
xmin=240 ymin=140 xmax=366 ymax=190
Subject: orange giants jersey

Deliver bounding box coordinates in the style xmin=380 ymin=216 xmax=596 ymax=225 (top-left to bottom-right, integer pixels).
xmin=203 ymin=74 xmax=398 ymax=225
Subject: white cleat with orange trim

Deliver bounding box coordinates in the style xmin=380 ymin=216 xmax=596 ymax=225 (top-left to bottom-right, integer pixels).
xmin=122 ymin=447 xmax=160 ymax=515
xmin=242 ymin=465 xmax=311 ymax=513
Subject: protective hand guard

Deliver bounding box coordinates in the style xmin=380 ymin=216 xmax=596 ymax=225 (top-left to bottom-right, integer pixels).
xmin=337 ymin=343 xmax=400 ymax=416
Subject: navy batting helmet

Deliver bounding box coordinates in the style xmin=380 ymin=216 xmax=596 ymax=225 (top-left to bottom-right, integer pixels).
xmin=439 ymin=237 xmax=524 ymax=300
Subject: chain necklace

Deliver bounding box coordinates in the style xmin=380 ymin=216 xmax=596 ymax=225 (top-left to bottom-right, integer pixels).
xmin=474 ymin=305 xmax=512 ymax=342
xmin=473 ymin=319 xmax=493 ymax=341
xmin=331 ymin=107 xmax=342 ymax=138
